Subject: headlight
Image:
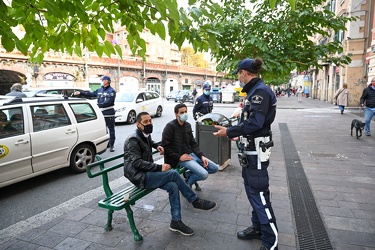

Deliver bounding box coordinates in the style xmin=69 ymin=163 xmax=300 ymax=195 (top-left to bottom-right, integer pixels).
xmin=116 ymin=107 xmax=127 ymax=112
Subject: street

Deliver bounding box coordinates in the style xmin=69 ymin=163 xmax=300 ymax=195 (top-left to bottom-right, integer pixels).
xmin=0 ymin=100 xmax=236 ymax=231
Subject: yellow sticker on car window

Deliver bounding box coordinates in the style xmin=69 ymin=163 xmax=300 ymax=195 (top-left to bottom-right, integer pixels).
xmin=0 ymin=145 xmax=9 ymax=159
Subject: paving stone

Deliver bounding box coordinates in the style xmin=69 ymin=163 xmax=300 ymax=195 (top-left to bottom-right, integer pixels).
xmin=49 ymin=220 xmax=88 ymax=237
xmin=31 ymin=231 xmax=67 ymax=248
xmin=54 ymin=237 xmax=91 ymax=250
xmin=75 ymin=225 xmax=125 ymax=247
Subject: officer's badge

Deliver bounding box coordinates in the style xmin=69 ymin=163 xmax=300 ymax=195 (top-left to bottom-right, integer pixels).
xmin=251 ymin=95 xmax=263 ymax=104
xmin=110 ymin=93 xmax=114 ymax=96
xmin=244 ymin=100 xmax=250 ymax=106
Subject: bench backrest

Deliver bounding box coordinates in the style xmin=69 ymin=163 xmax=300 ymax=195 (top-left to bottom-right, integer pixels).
xmin=86 ymin=150 xmax=160 ymax=197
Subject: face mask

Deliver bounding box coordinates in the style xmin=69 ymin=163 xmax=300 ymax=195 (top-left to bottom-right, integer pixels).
xmin=141 ymin=123 xmax=153 ymax=134
xmin=101 ymin=82 xmax=104 ymax=87
xmin=204 ymin=90 xmax=210 ymax=96
xmin=179 ymin=113 xmax=188 ymax=122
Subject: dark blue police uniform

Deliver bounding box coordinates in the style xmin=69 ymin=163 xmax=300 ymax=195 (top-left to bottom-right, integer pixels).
xmin=226 ymin=77 xmax=278 ymax=250
xmin=80 ymin=85 xmax=116 ymax=147
xmin=193 ymin=93 xmax=213 ymax=120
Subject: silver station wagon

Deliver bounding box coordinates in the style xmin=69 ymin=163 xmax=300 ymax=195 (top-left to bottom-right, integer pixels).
xmin=0 ymin=96 xmax=109 ymax=188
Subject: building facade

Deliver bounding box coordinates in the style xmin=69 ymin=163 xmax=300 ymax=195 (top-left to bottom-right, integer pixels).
xmin=291 ymin=0 xmax=374 ymax=106
xmin=0 ymin=26 xmax=228 ymax=97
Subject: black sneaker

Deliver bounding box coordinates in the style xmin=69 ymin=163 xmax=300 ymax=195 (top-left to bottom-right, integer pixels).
xmin=169 ymin=220 xmax=194 ymax=236
xmin=237 ymin=226 xmax=262 ymax=240
xmin=192 ymin=198 xmax=216 ymax=210
xmin=110 ymin=145 xmax=115 ymax=152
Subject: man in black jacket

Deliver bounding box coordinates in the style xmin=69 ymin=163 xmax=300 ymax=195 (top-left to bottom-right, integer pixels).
xmin=123 ymin=112 xmax=216 ymax=236
xmin=162 ymin=104 xmax=218 ymax=190
xmin=360 ymin=77 xmax=375 ymax=136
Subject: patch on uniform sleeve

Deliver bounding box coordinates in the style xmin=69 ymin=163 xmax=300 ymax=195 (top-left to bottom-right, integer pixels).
xmin=110 ymin=93 xmax=115 ymax=96
xmin=251 ymin=95 xmax=263 ymax=104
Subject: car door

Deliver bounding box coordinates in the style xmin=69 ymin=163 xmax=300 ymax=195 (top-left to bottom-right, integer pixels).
xmin=135 ymin=93 xmax=147 ymax=114
xmin=0 ymin=106 xmax=32 ymax=188
xmin=30 ymin=103 xmax=78 ymax=172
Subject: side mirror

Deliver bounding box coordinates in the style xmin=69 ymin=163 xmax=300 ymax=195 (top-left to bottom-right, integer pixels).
xmin=136 ymin=98 xmax=144 ymax=103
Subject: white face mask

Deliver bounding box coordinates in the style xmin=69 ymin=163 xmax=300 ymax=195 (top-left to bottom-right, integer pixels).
xmin=179 ymin=113 xmax=188 ymax=122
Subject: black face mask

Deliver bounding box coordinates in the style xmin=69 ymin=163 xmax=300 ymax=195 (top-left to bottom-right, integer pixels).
xmin=141 ymin=123 xmax=153 ymax=134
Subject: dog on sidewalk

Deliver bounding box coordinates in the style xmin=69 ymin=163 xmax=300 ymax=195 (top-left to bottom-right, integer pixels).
xmin=351 ymin=119 xmax=365 ymax=139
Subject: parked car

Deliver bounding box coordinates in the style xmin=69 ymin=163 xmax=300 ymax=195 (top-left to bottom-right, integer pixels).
xmin=22 ymin=87 xmax=90 ymax=97
xmin=0 ymin=95 xmax=109 ymax=188
xmin=174 ymin=90 xmax=192 ymax=102
xmin=114 ymin=91 xmax=163 ymax=124
xmin=166 ymin=90 xmax=180 ymax=101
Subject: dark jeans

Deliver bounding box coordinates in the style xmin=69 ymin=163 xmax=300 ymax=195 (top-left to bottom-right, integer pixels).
xmin=242 ymin=160 xmax=278 ymax=250
xmin=144 ymin=170 xmax=197 ymax=221
xmin=105 ymin=116 xmax=115 ymax=146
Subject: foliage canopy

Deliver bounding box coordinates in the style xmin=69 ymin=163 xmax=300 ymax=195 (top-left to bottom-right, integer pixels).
xmin=210 ymin=0 xmax=354 ymax=84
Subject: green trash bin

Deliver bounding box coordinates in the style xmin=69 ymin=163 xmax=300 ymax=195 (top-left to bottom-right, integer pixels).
xmin=195 ymin=113 xmax=232 ymax=170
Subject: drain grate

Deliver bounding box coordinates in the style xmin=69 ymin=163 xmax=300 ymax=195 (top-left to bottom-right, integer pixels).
xmin=279 ymin=123 xmax=333 ymax=249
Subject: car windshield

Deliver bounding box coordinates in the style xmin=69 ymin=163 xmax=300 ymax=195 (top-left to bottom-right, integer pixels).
xmin=176 ymin=91 xmax=189 ymax=97
xmin=116 ymin=92 xmax=137 ymax=102
xmin=23 ymin=90 xmax=40 ymax=97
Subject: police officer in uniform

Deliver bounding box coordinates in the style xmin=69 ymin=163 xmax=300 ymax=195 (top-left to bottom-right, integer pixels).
xmin=193 ymin=82 xmax=213 ymax=120
xmin=214 ymin=58 xmax=278 ymax=250
xmin=74 ymin=76 xmax=117 ymax=152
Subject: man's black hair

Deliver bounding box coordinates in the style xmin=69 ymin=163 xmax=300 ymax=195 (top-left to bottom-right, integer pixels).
xmin=174 ymin=103 xmax=187 ymax=114
xmin=136 ymin=112 xmax=150 ymax=122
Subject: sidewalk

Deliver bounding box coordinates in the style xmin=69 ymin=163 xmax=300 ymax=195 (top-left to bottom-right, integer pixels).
xmin=1 ymin=96 xmax=374 ymax=250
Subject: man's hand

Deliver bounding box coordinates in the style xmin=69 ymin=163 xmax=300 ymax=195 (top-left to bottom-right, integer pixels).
xmin=361 ymin=104 xmax=364 ymax=108
xmin=201 ymin=156 xmax=208 ymax=168
xmin=213 ymin=125 xmax=227 ymax=137
xmin=157 ymin=146 xmax=164 ymax=155
xmin=73 ymin=91 xmax=80 ymax=96
xmin=179 ymin=154 xmax=193 ymax=162
xmin=161 ymin=164 xmax=171 ymax=172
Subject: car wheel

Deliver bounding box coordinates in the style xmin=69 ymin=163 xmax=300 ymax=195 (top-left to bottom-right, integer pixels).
xmin=69 ymin=144 xmax=95 ymax=173
xmin=155 ymin=106 xmax=163 ymax=117
xmin=127 ymin=110 xmax=136 ymax=124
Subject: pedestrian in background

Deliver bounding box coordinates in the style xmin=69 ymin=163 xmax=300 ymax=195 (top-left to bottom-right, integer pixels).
xmin=360 ymin=77 xmax=375 ymax=136
xmin=214 ymin=58 xmax=278 ymax=250
xmin=334 ymin=83 xmax=350 ymax=114
xmin=193 ymin=82 xmax=213 ymax=120
xmin=6 ymin=83 xmax=27 ymax=97
xmin=297 ymin=86 xmax=303 ymax=102
xmin=74 ymin=76 xmax=116 ymax=151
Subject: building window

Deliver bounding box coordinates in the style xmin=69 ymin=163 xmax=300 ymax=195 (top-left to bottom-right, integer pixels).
xmin=185 ymin=79 xmax=188 ymax=83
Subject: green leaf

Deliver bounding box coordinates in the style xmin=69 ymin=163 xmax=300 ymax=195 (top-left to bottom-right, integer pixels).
xmin=2 ymin=34 xmax=15 ymax=51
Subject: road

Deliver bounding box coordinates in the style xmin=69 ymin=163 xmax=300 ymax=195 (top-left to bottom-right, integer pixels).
xmin=0 ymin=100 xmax=236 ymax=230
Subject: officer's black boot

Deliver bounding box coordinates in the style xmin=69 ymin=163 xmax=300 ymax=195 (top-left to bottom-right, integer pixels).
xmin=237 ymin=226 xmax=262 ymax=240
xmin=109 ymin=145 xmax=115 ymax=152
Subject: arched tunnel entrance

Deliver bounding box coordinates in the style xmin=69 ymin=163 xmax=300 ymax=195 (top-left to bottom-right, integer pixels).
xmin=0 ymin=70 xmax=25 ymax=95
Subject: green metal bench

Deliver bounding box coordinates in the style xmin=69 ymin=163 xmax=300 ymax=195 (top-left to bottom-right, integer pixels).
xmin=86 ymin=151 xmax=187 ymax=242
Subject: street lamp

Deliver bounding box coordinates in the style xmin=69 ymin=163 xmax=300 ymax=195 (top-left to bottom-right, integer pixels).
xmin=33 ymin=64 xmax=40 ymax=87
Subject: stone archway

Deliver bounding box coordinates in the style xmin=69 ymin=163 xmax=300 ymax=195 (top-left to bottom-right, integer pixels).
xmin=0 ymin=70 xmax=25 ymax=95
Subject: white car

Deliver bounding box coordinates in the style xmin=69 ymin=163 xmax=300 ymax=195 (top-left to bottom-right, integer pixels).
xmin=114 ymin=91 xmax=163 ymax=124
xmin=22 ymin=87 xmax=91 ymax=97
xmin=0 ymin=96 xmax=109 ymax=188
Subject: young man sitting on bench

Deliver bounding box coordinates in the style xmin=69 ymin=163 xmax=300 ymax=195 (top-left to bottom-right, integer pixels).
xmin=123 ymin=112 xmax=216 ymax=236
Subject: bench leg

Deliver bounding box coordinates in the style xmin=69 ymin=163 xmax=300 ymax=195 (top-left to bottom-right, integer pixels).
xmin=105 ymin=209 xmax=114 ymax=231
xmin=124 ymin=205 xmax=143 ymax=241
